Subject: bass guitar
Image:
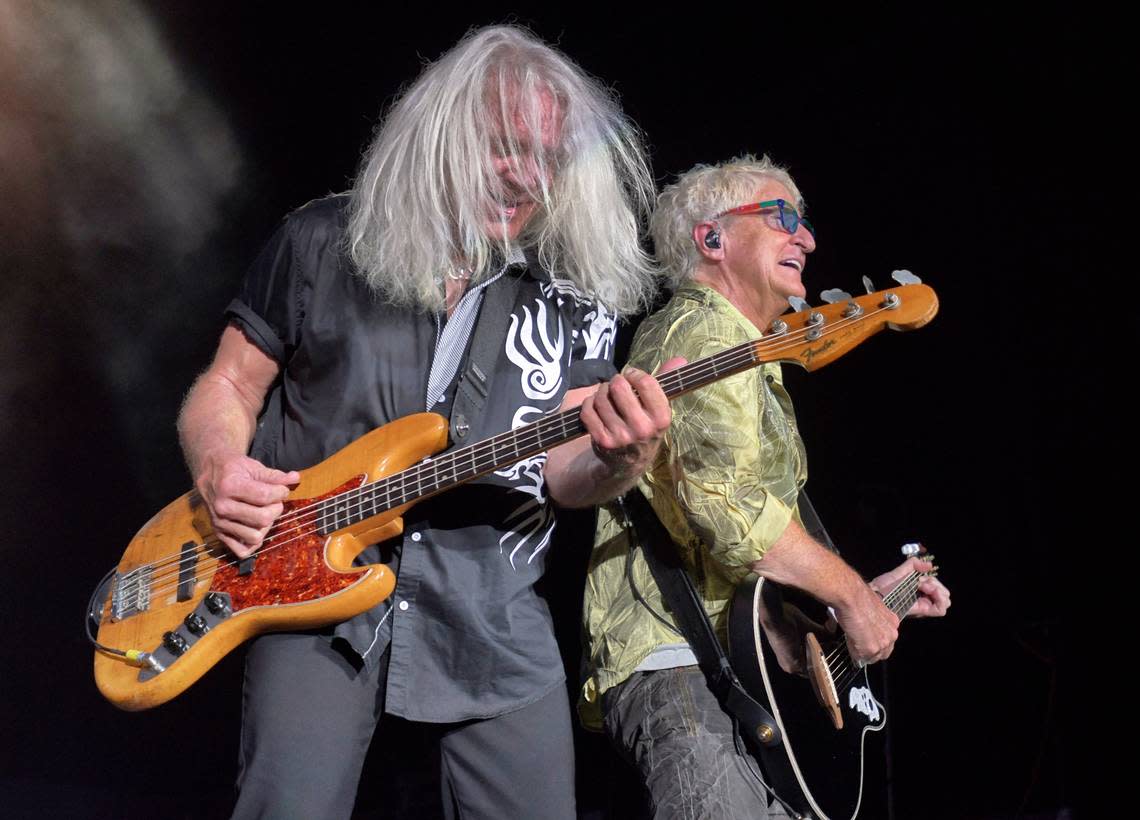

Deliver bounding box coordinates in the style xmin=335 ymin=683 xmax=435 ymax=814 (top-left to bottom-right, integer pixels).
xmin=728 ymin=544 xmax=939 ymax=820
xmin=90 ymin=278 xmax=938 ymax=710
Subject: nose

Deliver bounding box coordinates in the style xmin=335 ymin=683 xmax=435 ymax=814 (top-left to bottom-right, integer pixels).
xmin=793 ymin=223 xmax=816 ymax=253
xmin=493 ymin=156 xmax=521 ymax=185
xmin=495 ymin=152 xmax=553 ymax=194
xmin=496 ymin=153 xmax=532 ymax=180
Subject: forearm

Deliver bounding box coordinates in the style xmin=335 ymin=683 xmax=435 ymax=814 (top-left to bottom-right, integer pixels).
xmin=176 ymin=324 xmax=280 ymax=479
xmin=754 ymin=519 xmax=900 ymax=662
xmin=545 ymin=434 xmax=645 ymax=509
xmin=177 ymin=370 xmax=261 ymax=478
xmin=750 ymin=518 xmax=869 ymax=612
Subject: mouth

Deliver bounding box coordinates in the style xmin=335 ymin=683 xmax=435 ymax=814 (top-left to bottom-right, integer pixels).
xmin=778 ymin=258 xmax=803 ymax=272
xmin=494 ymin=199 xmax=525 ymax=221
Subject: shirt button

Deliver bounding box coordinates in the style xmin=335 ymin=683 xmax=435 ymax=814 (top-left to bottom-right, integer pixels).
xmin=398 ymin=600 xmax=410 ymax=611
xmin=411 ymin=532 xmax=422 ymax=542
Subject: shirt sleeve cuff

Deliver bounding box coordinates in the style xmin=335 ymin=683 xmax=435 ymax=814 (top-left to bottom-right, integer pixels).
xmin=225 ymin=297 xmax=287 ymax=363
xmin=716 ymin=492 xmax=795 ymax=570
xmin=567 ymin=358 xmax=617 ymax=389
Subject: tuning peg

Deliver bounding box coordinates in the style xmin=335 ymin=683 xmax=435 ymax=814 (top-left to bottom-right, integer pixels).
xmin=891 ymin=269 xmax=922 ymax=285
xmin=901 ymin=542 xmax=924 ymax=557
xmin=788 ymin=296 xmax=825 ymax=339
xmin=861 ymin=275 xmax=875 ymax=294
xmin=821 ymin=288 xmax=863 ymax=318
xmin=820 ymin=288 xmax=852 ymax=304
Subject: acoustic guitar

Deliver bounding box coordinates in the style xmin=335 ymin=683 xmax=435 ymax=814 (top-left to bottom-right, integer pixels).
xmin=728 ymin=546 xmax=939 ymax=819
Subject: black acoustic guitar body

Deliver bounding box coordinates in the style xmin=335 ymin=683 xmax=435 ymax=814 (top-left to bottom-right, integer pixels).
xmin=729 ymin=576 xmax=887 ymax=820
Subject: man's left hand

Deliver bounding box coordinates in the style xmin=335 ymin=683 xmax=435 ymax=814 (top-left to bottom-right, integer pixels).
xmin=869 ymin=557 xmax=951 ymax=618
xmin=545 ymin=357 xmax=685 ymax=509
xmin=579 ymin=358 xmax=685 ymax=479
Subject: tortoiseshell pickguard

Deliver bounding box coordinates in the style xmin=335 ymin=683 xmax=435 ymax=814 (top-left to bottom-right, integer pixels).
xmin=211 ymin=476 xmax=367 ymax=612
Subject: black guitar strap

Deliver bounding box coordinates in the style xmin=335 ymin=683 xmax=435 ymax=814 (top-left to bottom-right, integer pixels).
xmin=616 ymin=488 xmax=782 ymax=750
xmin=796 ymin=489 xmax=839 ymax=554
xmin=445 ymin=256 xmax=526 ymax=446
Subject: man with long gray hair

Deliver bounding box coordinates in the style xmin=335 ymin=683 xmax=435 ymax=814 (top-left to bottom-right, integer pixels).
xmin=178 ymin=26 xmax=677 ymax=819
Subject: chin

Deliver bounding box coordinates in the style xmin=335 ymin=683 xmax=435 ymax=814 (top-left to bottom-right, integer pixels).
xmin=482 ymin=224 xmax=510 ymax=241
xmin=780 ymin=282 xmax=807 ymax=304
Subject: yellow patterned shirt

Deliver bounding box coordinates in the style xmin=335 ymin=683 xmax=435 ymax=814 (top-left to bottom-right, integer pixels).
xmin=580 ymin=284 xmax=807 ymax=729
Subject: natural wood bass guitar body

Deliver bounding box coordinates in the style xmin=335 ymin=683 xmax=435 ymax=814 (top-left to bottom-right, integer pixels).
xmin=92 ymin=280 xmax=938 ymax=711
xmin=93 ymin=414 xmax=448 ymax=711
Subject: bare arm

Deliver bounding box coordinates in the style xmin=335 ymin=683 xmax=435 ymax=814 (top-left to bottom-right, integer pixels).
xmin=177 ymin=324 xmax=299 ymax=558
xmin=751 ymin=518 xmax=900 ymax=664
xmin=545 ymin=361 xmax=683 ymax=509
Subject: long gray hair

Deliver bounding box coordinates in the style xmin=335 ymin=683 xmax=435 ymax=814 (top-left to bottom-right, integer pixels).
xmin=651 ymin=155 xmax=803 ymax=289
xmin=347 ymin=26 xmax=656 ymax=315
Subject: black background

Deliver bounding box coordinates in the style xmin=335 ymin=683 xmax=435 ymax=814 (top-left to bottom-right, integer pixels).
xmin=0 ymin=4 xmax=1113 ymax=818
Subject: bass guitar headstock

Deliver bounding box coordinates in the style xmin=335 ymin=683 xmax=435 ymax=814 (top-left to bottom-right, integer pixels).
xmin=762 ymin=271 xmax=939 ymax=372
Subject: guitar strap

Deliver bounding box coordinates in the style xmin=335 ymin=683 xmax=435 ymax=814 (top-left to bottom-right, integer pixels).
xmin=616 ymin=488 xmax=783 ymax=751
xmin=444 ymin=255 xmax=526 ymax=445
xmin=796 ymin=489 xmax=840 ymax=554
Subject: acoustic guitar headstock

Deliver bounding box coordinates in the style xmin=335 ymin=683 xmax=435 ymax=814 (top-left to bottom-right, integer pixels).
xmin=902 ymin=542 xmax=938 ymax=577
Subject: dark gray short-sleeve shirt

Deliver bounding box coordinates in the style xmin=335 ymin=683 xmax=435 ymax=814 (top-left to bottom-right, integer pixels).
xmin=226 ymin=195 xmax=617 ymax=722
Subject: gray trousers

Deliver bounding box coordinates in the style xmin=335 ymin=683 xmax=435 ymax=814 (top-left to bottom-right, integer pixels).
xmin=232 ymin=631 xmax=576 ymax=820
xmin=603 ymin=667 xmax=789 ymax=820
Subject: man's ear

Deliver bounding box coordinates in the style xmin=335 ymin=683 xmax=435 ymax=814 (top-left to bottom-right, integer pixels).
xmin=693 ymin=221 xmax=724 ymax=260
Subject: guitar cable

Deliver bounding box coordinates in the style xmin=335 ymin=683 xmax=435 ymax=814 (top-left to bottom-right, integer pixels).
xmin=618 ymin=500 xmax=683 ymax=637
xmin=85 ymin=567 xmax=161 ymax=669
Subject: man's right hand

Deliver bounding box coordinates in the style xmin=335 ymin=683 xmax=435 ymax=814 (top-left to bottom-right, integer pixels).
xmin=752 ymin=519 xmax=902 ymax=666
xmin=833 ymin=583 xmax=900 ymax=665
xmin=195 ymin=454 xmax=300 ymax=558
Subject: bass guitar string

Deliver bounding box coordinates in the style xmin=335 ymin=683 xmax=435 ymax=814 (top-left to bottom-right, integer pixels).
xmin=145 ymin=299 xmax=867 ymax=567
xmin=114 ymin=321 xmax=810 ymax=601
xmin=247 ymin=296 xmax=895 ymax=538
xmin=110 ymin=301 xmax=905 ymax=616
xmin=114 ymin=303 xmax=897 ymax=612
xmin=116 ymin=322 xmax=833 ymax=606
xmin=117 ymin=302 xmax=902 ymax=616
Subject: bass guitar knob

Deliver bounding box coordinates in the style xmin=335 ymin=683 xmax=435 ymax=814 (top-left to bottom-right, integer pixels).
xmin=184 ymin=613 xmax=209 ymax=634
xmin=162 ymin=631 xmax=189 ymax=656
xmin=204 ymin=592 xmax=231 ymax=617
